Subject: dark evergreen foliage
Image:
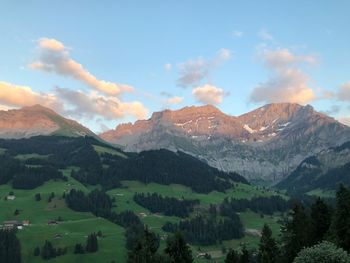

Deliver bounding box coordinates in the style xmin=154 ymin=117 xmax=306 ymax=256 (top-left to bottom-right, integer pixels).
xmin=74 ymin=243 xmax=85 ymax=254
xmin=309 ymin=198 xmax=332 ymax=244
xmin=334 ymin=184 xmax=350 ymax=252
xmin=162 ymin=215 xmax=244 ymax=245
xmin=33 ymin=246 xmax=40 ymax=256
xmin=220 ymin=196 xmax=289 ymax=215
xmin=258 ymin=224 xmax=279 ymax=263
xmin=86 ymin=233 xmax=98 ymax=253
xmin=127 ymin=228 xmax=161 ymax=263
xmin=133 ymin=192 xmax=199 ymax=217
xmin=40 ymin=240 xmax=67 ymax=260
xmin=281 ymin=203 xmax=311 ymax=263
xmin=0 ymin=229 xmax=21 ymax=263
xmin=35 ymin=193 xmax=41 ymax=201
xmin=104 ymin=149 xmax=248 ymax=193
xmin=225 ymin=249 xmax=239 ymax=263
xmin=164 ymin=231 xmax=193 ymax=263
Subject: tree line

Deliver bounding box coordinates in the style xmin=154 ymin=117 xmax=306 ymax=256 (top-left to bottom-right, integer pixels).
xmin=220 ymin=195 xmax=290 ymax=215
xmin=133 ymin=192 xmax=199 ymax=218
xmin=0 ymin=154 xmax=65 ymax=189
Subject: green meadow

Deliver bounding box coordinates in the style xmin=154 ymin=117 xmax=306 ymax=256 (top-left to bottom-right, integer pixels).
xmin=0 ymin=170 xmax=287 ymax=262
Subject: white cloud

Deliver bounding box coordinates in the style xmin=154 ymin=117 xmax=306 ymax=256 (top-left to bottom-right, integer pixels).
xmin=55 ymin=88 xmax=148 ymax=120
xmin=232 ymin=30 xmax=243 ymax=38
xmin=217 ymin=48 xmax=232 ymax=60
xmin=38 ymin=38 xmax=65 ymax=51
xmin=336 ymin=82 xmax=350 ymax=101
xmin=30 ymin=38 xmax=133 ymax=96
xmin=177 ymin=49 xmax=232 ymax=87
xmin=166 ymin=96 xmax=183 ymax=105
xmin=338 ymin=116 xmax=350 ymax=127
xmin=250 ymin=48 xmax=317 ymax=105
xmin=0 ymin=81 xmax=62 ymax=111
xmin=258 ymin=29 xmax=274 ymax=41
xmin=164 ymin=63 xmax=172 ymax=71
xmin=192 ymin=84 xmax=226 ymax=105
xmin=262 ymin=48 xmax=317 ymax=68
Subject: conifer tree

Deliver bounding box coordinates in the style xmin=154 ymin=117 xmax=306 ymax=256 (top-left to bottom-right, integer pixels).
xmin=41 ymin=240 xmax=55 ymax=260
xmin=0 ymin=229 xmax=21 ymax=263
xmin=258 ymin=224 xmax=278 ymax=263
xmin=164 ymin=231 xmax=193 ymax=263
xmin=127 ymin=228 xmax=160 ymax=263
xmin=225 ymin=248 xmax=239 ymax=263
xmin=334 ymin=184 xmax=350 ymax=252
xmin=310 ymin=197 xmax=331 ymax=244
xmin=282 ymin=203 xmax=310 ymax=263
xmin=86 ymin=233 xmax=98 ymax=253
xmin=239 ymin=245 xmax=250 ymax=263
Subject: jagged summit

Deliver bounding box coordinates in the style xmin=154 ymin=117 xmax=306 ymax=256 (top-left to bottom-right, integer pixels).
xmin=0 ymin=105 xmax=95 ymax=139
xmin=100 ymin=103 xmax=350 ymax=181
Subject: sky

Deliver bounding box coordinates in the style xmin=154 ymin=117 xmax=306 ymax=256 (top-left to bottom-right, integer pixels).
xmin=1 ymin=0 xmax=350 ymax=132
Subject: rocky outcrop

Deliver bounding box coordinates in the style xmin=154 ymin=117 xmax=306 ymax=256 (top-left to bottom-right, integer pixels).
xmin=100 ymin=103 xmax=350 ymax=182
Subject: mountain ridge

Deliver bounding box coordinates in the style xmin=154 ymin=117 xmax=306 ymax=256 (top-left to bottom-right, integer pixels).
xmin=0 ymin=104 xmax=96 ymax=139
xmin=100 ymin=103 xmax=350 ymax=182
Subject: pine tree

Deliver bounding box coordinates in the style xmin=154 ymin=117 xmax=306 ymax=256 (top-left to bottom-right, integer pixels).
xmin=35 ymin=193 xmax=41 ymax=201
xmin=164 ymin=232 xmax=193 ymax=263
xmin=239 ymin=245 xmax=250 ymax=263
xmin=127 ymin=228 xmax=160 ymax=263
xmin=310 ymin=197 xmax=331 ymax=244
xmin=34 ymin=246 xmax=40 ymax=256
xmin=0 ymin=229 xmax=21 ymax=263
xmin=86 ymin=233 xmax=98 ymax=253
xmin=334 ymin=184 xmax=350 ymax=252
xmin=225 ymin=248 xmax=239 ymax=263
xmin=41 ymin=240 xmax=56 ymax=259
xmin=74 ymin=243 xmax=85 ymax=254
xmin=258 ymin=224 xmax=278 ymax=263
xmin=282 ymin=203 xmax=311 ymax=263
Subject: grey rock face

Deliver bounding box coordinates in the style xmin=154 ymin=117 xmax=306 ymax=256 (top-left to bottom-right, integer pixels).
xmin=100 ymin=103 xmax=350 ymax=182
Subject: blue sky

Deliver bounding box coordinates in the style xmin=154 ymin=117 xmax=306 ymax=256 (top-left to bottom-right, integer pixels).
xmin=1 ymin=0 xmax=350 ymax=132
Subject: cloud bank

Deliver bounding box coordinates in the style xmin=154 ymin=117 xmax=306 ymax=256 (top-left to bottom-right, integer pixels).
xmin=0 ymin=81 xmax=62 ymax=111
xmin=30 ymin=38 xmax=133 ymax=96
xmin=192 ymin=84 xmax=225 ymax=105
xmin=250 ymin=48 xmax=317 ymax=105
xmin=177 ymin=49 xmax=231 ymax=87
xmin=25 ymin=37 xmax=149 ymax=123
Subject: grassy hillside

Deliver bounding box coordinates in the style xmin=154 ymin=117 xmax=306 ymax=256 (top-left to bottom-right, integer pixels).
xmin=0 ymin=136 xmax=287 ymax=262
xmin=0 ymin=175 xmax=285 ymax=262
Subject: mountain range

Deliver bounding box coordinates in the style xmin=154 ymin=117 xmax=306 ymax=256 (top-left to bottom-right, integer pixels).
xmin=100 ymin=103 xmax=350 ymax=183
xmin=1 ymin=103 xmax=349 ymax=186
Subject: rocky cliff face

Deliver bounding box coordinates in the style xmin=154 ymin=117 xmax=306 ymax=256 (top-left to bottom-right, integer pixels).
xmin=0 ymin=105 xmax=95 ymax=139
xmin=100 ymin=103 xmax=350 ymax=182
xmin=277 ymin=141 xmax=350 ymax=193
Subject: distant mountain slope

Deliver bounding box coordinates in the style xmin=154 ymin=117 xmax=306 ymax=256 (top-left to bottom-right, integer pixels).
xmin=0 ymin=105 xmax=95 ymax=139
xmin=0 ymin=135 xmax=247 ymax=193
xmin=277 ymin=141 xmax=350 ymax=194
xmin=100 ymin=103 xmax=350 ymax=182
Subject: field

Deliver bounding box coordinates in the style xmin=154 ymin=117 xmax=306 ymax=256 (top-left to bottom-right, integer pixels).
xmin=0 ymin=169 xmax=286 ymax=263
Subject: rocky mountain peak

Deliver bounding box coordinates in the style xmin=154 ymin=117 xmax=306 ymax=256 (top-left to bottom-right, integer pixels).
xmin=0 ymin=105 xmax=95 ymax=139
xmin=100 ymin=103 xmax=350 ymax=182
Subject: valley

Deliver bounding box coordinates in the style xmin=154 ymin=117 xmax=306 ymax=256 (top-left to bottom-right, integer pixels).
xmin=0 ymin=105 xmax=349 ymax=263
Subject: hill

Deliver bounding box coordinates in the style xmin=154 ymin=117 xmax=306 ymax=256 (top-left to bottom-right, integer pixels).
xmin=0 ymin=105 xmax=96 ymax=139
xmin=0 ymin=135 xmax=286 ymax=262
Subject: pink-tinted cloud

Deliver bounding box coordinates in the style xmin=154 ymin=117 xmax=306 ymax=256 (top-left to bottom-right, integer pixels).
xmin=250 ymin=48 xmax=317 ymax=105
xmin=0 ymin=81 xmax=62 ymax=111
xmin=192 ymin=84 xmax=226 ymax=105
xmin=30 ymin=38 xmax=133 ymax=96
